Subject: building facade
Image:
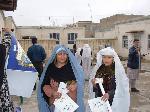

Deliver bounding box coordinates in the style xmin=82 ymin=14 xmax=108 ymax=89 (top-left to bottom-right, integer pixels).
xmin=16 ymin=26 xmax=85 ymax=49
xmin=76 ymin=15 xmax=150 ymax=60
xmin=114 ymin=16 xmax=150 ymax=60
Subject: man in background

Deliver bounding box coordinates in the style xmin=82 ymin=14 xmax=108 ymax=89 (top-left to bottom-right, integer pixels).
xmin=127 ymin=39 xmax=140 ymax=92
xmin=27 ymin=38 xmax=46 ymax=81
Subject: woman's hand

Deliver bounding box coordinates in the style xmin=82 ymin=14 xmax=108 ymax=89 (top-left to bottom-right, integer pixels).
xmin=50 ymin=79 xmax=59 ymax=91
xmin=67 ymin=82 xmax=77 ymax=92
xmin=49 ymin=91 xmax=62 ymax=104
xmin=52 ymin=91 xmax=62 ymax=99
xmin=67 ymin=82 xmax=77 ymax=102
xmin=101 ymin=93 xmax=109 ymax=102
xmin=43 ymin=85 xmax=53 ymax=97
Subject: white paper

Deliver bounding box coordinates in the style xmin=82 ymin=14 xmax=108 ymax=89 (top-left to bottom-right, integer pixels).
xmin=88 ymin=97 xmax=111 ymax=112
xmin=88 ymin=78 xmax=112 ymax=112
xmin=54 ymin=82 xmax=79 ymax=112
xmin=58 ymin=82 xmax=69 ymax=94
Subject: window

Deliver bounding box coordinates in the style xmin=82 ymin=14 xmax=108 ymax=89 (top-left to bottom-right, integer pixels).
xmin=30 ymin=36 xmax=36 ymax=39
xmin=133 ymin=33 xmax=140 ymax=40
xmin=148 ymin=35 xmax=150 ymax=49
xmin=22 ymin=36 xmax=36 ymax=39
xmin=68 ymin=33 xmax=78 ymax=44
xmin=122 ymin=36 xmax=128 ymax=49
xmin=49 ymin=33 xmax=60 ymax=44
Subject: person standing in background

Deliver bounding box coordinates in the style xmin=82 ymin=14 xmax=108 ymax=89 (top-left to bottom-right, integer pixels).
xmin=27 ymin=38 xmax=46 ymax=90
xmin=127 ymin=39 xmax=140 ymax=92
xmin=75 ymin=48 xmax=82 ymax=65
xmin=72 ymin=44 xmax=77 ymax=55
xmin=81 ymin=44 xmax=92 ymax=80
xmin=27 ymin=38 xmax=46 ymax=79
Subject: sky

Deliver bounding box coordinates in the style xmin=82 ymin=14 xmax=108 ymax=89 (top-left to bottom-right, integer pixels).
xmin=4 ymin=0 xmax=150 ymax=26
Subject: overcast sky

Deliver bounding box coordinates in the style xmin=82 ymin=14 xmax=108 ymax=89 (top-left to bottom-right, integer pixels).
xmin=4 ymin=0 xmax=150 ymax=26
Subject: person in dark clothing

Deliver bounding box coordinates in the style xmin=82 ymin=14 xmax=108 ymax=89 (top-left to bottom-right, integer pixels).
xmin=27 ymin=38 xmax=46 ymax=79
xmin=127 ymin=39 xmax=140 ymax=92
xmin=0 ymin=44 xmax=6 ymax=88
xmin=92 ymin=56 xmax=116 ymax=105
xmin=72 ymin=44 xmax=77 ymax=55
xmin=80 ymin=48 xmax=83 ymax=65
xmin=27 ymin=38 xmax=46 ymax=90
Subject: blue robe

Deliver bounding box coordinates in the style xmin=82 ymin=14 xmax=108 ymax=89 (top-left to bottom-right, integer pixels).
xmin=38 ymin=45 xmax=85 ymax=112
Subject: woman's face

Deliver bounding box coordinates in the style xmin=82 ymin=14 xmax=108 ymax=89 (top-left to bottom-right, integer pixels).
xmin=102 ymin=55 xmax=113 ymax=66
xmin=56 ymin=51 xmax=68 ymax=64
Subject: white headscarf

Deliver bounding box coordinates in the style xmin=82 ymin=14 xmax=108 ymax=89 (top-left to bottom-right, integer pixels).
xmin=76 ymin=48 xmax=81 ymax=56
xmin=82 ymin=44 xmax=91 ymax=58
xmin=89 ymin=47 xmax=130 ymax=112
xmin=75 ymin=48 xmax=82 ymax=64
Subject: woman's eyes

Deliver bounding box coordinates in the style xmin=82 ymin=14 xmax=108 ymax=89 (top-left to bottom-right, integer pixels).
xmin=58 ymin=53 xmax=66 ymax=56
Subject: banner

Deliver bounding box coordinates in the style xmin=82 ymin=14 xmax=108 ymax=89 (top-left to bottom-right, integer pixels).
xmin=6 ymin=34 xmax=38 ymax=98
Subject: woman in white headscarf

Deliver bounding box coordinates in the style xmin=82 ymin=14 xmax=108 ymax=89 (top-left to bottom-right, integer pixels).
xmin=89 ymin=47 xmax=130 ymax=112
xmin=75 ymin=48 xmax=82 ymax=65
xmin=82 ymin=44 xmax=92 ymax=80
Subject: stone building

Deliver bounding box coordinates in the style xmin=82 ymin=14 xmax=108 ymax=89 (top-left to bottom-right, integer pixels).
xmin=1 ymin=11 xmax=150 ymax=60
xmin=76 ymin=14 xmax=150 ymax=60
xmin=16 ymin=26 xmax=85 ymax=49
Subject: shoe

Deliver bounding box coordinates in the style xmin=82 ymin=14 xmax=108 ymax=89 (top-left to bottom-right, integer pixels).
xmin=131 ymin=88 xmax=140 ymax=92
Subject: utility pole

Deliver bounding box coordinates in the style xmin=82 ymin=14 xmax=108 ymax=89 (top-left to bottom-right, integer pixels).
xmin=88 ymin=3 xmax=93 ymax=21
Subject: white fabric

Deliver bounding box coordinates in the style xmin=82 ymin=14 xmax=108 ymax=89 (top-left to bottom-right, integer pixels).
xmin=82 ymin=57 xmax=91 ymax=79
xmin=6 ymin=70 xmax=38 ymax=98
xmin=82 ymin=44 xmax=92 ymax=79
xmin=82 ymin=44 xmax=91 ymax=58
xmin=89 ymin=47 xmax=130 ymax=112
xmin=75 ymin=48 xmax=82 ymax=64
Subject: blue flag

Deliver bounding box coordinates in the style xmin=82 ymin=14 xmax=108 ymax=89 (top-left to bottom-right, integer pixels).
xmin=7 ymin=35 xmax=36 ymax=72
xmin=6 ymin=34 xmax=38 ymax=98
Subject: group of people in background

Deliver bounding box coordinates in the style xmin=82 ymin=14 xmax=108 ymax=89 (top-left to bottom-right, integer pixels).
xmin=0 ymin=29 xmax=141 ymax=112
